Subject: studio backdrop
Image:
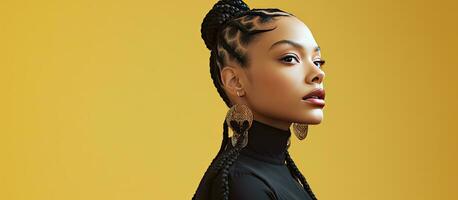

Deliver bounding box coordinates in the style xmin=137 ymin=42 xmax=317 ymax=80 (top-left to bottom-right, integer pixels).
xmin=1 ymin=0 xmax=457 ymax=199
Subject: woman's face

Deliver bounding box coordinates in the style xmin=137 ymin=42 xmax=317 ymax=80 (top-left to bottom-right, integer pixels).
xmin=237 ymin=16 xmax=325 ymax=130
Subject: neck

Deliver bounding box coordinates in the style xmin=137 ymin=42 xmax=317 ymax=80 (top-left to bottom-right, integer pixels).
xmin=253 ymin=112 xmax=291 ymax=131
xmin=238 ymin=119 xmax=291 ymax=165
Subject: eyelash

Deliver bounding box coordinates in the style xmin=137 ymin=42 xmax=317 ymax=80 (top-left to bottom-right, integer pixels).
xmin=280 ymin=55 xmax=326 ymax=69
xmin=314 ymin=60 xmax=326 ymax=68
xmin=280 ymin=55 xmax=299 ymax=64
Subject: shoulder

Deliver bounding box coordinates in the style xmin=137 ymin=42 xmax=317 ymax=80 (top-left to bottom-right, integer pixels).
xmin=229 ymin=170 xmax=276 ymax=200
xmin=211 ymin=168 xmax=276 ymax=200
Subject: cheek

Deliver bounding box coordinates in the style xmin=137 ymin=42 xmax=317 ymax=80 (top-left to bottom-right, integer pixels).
xmin=261 ymin=72 xmax=291 ymax=94
xmin=250 ymin=65 xmax=302 ymax=105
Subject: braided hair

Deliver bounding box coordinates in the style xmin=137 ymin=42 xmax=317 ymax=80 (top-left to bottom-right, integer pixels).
xmin=193 ymin=1 xmax=318 ymax=199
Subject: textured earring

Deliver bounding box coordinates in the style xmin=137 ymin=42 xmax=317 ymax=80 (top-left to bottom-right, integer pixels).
xmin=292 ymin=122 xmax=309 ymax=140
xmin=225 ymin=104 xmax=253 ymax=148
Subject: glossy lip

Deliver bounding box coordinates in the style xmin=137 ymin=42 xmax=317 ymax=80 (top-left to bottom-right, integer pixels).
xmin=301 ymin=88 xmax=326 ymax=107
xmin=302 ymin=88 xmax=325 ymax=100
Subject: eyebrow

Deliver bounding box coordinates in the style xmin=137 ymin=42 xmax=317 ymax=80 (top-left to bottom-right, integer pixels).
xmin=269 ymin=39 xmax=321 ymax=52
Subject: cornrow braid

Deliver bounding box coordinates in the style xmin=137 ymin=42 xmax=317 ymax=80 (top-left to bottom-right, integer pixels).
xmin=201 ymin=0 xmax=250 ymax=51
xmin=209 ymin=50 xmax=232 ymax=108
xmin=201 ymin=0 xmax=292 ymax=108
xmin=286 ymin=151 xmax=318 ymax=200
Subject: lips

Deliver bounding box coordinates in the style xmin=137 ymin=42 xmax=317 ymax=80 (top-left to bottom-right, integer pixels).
xmin=301 ymin=88 xmax=326 ymax=107
xmin=302 ymin=88 xmax=325 ymax=100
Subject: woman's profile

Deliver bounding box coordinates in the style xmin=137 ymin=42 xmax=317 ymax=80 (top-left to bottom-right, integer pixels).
xmin=193 ymin=0 xmax=325 ymax=199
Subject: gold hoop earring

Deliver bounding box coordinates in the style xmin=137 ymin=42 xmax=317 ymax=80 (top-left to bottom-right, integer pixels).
xmin=291 ymin=123 xmax=308 ymax=140
xmin=225 ymin=104 xmax=253 ymax=148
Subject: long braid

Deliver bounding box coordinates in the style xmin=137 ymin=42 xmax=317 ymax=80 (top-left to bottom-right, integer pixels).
xmin=203 ymin=0 xmax=250 ymax=108
xmin=215 ymin=118 xmax=229 ymax=160
xmin=210 ymin=50 xmax=232 ymax=107
xmin=285 ymin=151 xmax=318 ymax=200
xmin=192 ymin=120 xmax=232 ymax=200
xmin=219 ymin=139 xmax=244 ymax=200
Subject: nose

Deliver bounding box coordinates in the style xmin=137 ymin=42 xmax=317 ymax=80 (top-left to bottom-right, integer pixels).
xmin=306 ymin=62 xmax=325 ymax=84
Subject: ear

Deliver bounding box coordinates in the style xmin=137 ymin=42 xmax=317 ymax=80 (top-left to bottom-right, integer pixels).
xmin=220 ymin=66 xmax=244 ymax=97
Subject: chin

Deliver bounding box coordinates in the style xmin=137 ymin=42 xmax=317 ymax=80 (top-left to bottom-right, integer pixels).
xmin=298 ymin=109 xmax=323 ymax=125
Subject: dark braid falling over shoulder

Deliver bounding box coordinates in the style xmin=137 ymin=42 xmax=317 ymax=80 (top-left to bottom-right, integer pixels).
xmin=193 ymin=0 xmax=317 ymax=199
xmin=286 ymin=151 xmax=318 ymax=200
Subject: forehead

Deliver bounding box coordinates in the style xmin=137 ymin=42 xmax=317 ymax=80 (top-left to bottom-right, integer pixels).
xmin=248 ymin=16 xmax=318 ymax=53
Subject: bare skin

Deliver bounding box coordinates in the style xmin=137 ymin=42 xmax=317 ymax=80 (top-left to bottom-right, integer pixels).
xmin=220 ymin=16 xmax=325 ymax=131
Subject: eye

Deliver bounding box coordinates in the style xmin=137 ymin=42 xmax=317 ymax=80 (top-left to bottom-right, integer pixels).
xmin=280 ymin=54 xmax=299 ymax=64
xmin=313 ymin=59 xmax=326 ymax=68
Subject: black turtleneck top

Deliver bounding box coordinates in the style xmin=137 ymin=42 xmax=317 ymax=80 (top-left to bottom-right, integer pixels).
xmin=210 ymin=119 xmax=315 ymax=200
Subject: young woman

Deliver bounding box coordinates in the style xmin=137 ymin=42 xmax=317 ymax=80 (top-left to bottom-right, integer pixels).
xmin=193 ymin=0 xmax=326 ymax=199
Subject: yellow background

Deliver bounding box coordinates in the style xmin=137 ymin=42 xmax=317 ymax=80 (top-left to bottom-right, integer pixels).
xmin=1 ymin=0 xmax=457 ymax=199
